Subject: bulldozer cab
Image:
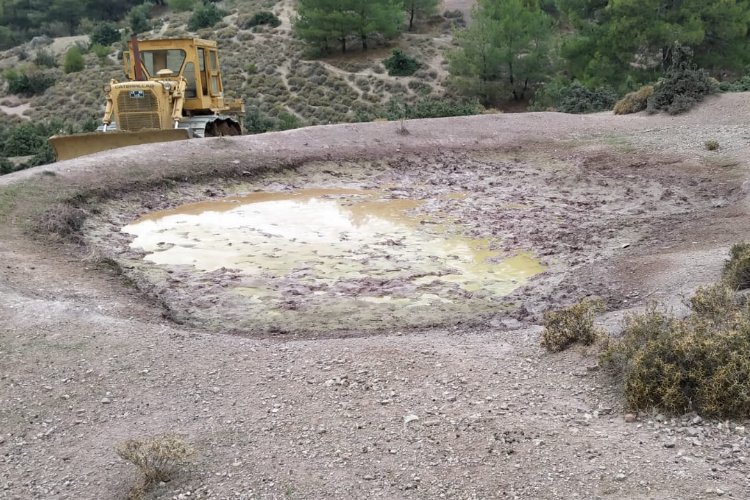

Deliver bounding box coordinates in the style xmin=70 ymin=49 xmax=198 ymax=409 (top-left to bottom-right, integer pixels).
xmin=123 ymin=38 xmax=231 ymax=114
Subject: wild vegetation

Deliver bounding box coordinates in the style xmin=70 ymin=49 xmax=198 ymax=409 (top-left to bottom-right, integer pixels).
xmin=540 ymin=244 xmax=750 ymax=419
xmin=3 ymin=0 xmax=750 ymax=172
xmin=116 ymin=434 xmax=195 ymax=498
xmin=541 ymin=299 xmax=604 ymax=352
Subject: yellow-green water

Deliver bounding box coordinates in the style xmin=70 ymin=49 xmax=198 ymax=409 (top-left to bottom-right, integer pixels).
xmin=122 ymin=188 xmax=544 ymax=304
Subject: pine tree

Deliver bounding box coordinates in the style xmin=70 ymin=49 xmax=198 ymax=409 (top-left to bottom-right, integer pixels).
xmin=404 ymin=0 xmax=440 ymax=31
xmin=295 ymin=0 xmax=403 ymax=53
xmin=448 ymin=0 xmax=553 ymax=103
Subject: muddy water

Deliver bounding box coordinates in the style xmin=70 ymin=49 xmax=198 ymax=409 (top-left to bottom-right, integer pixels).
xmin=122 ymin=189 xmax=544 ymax=332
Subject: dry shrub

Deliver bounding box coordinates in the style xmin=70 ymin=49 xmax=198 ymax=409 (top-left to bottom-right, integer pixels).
xmin=116 ymin=434 xmax=194 ymax=486
xmin=541 ymin=299 xmax=604 ymax=352
xmin=613 ymin=85 xmax=654 ymax=115
xmin=603 ymin=283 xmax=750 ymax=417
xmin=37 ymin=202 xmax=88 ymax=241
xmin=704 ymin=139 xmax=720 ymax=151
xmin=723 ymin=242 xmax=750 ymax=290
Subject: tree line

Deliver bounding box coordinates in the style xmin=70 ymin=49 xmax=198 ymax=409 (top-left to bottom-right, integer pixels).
xmin=446 ymin=0 xmax=750 ymax=105
xmin=0 ymin=0 xmax=223 ymax=49
xmin=0 ymin=0 xmax=145 ymax=47
xmin=294 ymin=0 xmax=440 ymax=53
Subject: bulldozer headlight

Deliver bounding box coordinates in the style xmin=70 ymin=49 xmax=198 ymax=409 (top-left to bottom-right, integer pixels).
xmin=104 ymin=84 xmax=111 ymax=93
xmin=163 ymin=83 xmax=172 ymax=92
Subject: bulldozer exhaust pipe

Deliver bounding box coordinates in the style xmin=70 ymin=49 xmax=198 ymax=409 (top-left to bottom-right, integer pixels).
xmin=131 ymin=34 xmax=145 ymax=82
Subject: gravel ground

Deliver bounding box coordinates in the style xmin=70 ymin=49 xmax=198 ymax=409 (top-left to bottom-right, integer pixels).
xmin=2 ymin=95 xmax=750 ymax=499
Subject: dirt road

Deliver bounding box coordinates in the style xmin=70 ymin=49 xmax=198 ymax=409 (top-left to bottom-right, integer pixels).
xmin=2 ymin=97 xmax=750 ymax=498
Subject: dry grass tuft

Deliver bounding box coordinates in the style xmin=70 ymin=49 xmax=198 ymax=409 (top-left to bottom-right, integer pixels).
xmin=541 ymin=299 xmax=604 ymax=352
xmin=723 ymin=242 xmax=750 ymax=290
xmin=116 ymin=434 xmax=195 ymax=488
xmin=613 ymin=85 xmax=654 ymax=115
xmin=704 ymin=139 xmax=720 ymax=151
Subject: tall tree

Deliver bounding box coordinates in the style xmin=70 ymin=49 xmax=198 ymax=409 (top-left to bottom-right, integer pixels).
xmin=448 ymin=0 xmax=554 ymax=103
xmin=46 ymin=0 xmax=85 ymax=35
xmin=295 ymin=0 xmax=358 ymax=52
xmin=350 ymin=0 xmax=402 ymax=49
xmin=295 ymin=0 xmax=403 ymax=53
xmin=404 ymin=0 xmax=440 ymax=31
xmin=558 ymin=0 xmax=750 ymax=88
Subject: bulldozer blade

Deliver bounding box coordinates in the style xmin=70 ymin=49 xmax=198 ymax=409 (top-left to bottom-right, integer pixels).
xmin=49 ymin=129 xmax=191 ymax=161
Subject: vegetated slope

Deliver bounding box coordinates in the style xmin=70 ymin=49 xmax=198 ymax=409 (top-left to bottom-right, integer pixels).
xmin=0 ymin=0 xmax=464 ymax=129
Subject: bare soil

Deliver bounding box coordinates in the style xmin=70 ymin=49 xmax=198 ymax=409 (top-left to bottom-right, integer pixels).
xmin=2 ymin=97 xmax=750 ymax=499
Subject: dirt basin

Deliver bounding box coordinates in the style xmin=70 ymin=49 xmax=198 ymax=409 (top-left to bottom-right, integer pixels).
xmin=84 ymin=147 xmax=732 ymax=337
xmin=3 ymin=100 xmax=750 ymax=499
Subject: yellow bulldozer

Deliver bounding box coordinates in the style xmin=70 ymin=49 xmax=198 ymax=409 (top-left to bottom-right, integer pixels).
xmin=50 ymin=36 xmax=244 ymax=161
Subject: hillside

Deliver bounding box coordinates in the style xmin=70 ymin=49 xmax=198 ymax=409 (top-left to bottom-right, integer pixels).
xmin=0 ymin=0 xmax=469 ymax=128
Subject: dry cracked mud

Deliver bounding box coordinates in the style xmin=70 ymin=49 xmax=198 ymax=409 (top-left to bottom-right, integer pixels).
xmin=2 ymin=96 xmax=750 ymax=499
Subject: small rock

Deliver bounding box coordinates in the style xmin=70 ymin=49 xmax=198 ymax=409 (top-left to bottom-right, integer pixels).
xmin=614 ymin=473 xmax=627 ymax=482
xmin=101 ymin=397 xmax=111 ymax=404
xmin=501 ymin=318 xmax=522 ymax=330
xmin=404 ymin=414 xmax=419 ymax=425
xmin=664 ymin=440 xmax=676 ymax=449
xmin=624 ymin=413 xmax=637 ymax=423
xmin=691 ymin=416 xmax=703 ymax=425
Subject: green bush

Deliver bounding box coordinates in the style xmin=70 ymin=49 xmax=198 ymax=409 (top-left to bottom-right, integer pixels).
xmin=28 ymin=143 xmax=55 ymax=167
xmin=530 ymin=80 xmax=617 ymax=113
xmin=167 ymin=0 xmax=195 ymax=12
xmin=719 ymin=75 xmax=750 ymax=92
xmin=383 ymin=49 xmax=421 ymax=76
xmin=3 ymin=123 xmax=47 ymax=156
xmin=63 ymin=46 xmax=85 ymax=73
xmin=33 ymin=49 xmax=57 ymax=68
xmin=244 ymin=106 xmax=275 ymax=133
xmin=3 ymin=68 xmax=56 ymax=96
xmin=275 ymin=111 xmax=303 ymax=131
xmin=541 ymin=299 xmax=604 ymax=352
xmin=128 ymin=2 xmax=153 ymax=34
xmin=1 ymin=120 xmax=68 ymax=165
xmin=90 ymin=43 xmax=112 ymax=61
xmin=647 ymin=45 xmax=717 ymax=115
xmin=90 ymin=22 xmax=121 ymax=46
xmin=602 ymin=283 xmax=750 ymax=417
xmin=380 ymin=97 xmax=481 ymax=120
xmin=243 ymin=11 xmax=282 ymax=29
xmin=723 ymin=243 xmax=750 ymax=290
xmin=188 ymin=3 xmax=226 ymax=31
xmin=0 ymin=157 xmax=14 ymax=175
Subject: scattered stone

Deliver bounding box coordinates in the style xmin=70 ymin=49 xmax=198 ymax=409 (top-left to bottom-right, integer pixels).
xmin=614 ymin=473 xmax=627 ymax=482
xmin=403 ymin=414 xmax=419 ymax=425
xmin=101 ymin=397 xmax=111 ymax=404
xmin=624 ymin=413 xmax=637 ymax=423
